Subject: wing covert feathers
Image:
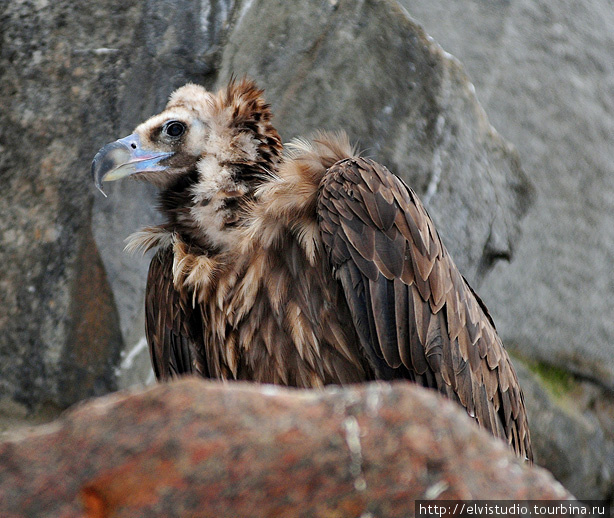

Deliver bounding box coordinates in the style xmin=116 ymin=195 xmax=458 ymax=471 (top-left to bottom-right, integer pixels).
xmin=317 ymin=156 xmax=532 ymax=461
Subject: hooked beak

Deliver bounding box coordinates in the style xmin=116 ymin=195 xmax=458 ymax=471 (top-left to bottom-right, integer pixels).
xmin=91 ymin=134 xmax=174 ymax=196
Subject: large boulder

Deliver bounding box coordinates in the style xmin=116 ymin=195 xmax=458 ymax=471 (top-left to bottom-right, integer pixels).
xmin=0 ymin=380 xmax=570 ymax=517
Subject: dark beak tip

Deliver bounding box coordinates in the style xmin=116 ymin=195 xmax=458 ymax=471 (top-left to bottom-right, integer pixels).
xmin=95 ymin=184 xmax=108 ymax=197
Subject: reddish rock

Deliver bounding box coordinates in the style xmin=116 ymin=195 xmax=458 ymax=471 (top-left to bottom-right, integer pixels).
xmin=0 ymin=380 xmax=569 ymax=517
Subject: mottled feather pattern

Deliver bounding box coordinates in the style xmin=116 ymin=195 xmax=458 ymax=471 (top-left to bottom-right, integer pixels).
xmin=114 ymin=79 xmax=532 ymax=461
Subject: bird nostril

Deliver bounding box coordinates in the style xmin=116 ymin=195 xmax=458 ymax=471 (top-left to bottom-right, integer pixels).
xmin=131 ymin=142 xmax=137 ymax=149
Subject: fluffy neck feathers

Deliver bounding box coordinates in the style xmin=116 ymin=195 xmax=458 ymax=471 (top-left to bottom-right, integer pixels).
xmin=126 ymin=131 xmax=356 ymax=290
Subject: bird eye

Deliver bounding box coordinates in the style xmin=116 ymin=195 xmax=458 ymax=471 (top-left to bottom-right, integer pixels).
xmin=163 ymin=121 xmax=186 ymax=138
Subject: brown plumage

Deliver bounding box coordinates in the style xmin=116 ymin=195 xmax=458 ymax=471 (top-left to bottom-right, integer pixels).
xmin=92 ymin=78 xmax=532 ymax=461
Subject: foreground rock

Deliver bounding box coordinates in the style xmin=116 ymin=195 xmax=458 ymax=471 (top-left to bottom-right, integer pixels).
xmin=0 ymin=380 xmax=569 ymax=517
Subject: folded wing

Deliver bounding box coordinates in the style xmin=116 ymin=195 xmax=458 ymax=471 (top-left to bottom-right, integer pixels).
xmin=317 ymin=157 xmax=532 ymax=461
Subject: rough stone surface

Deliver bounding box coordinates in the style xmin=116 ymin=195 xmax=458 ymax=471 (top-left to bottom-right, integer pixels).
xmin=0 ymin=380 xmax=570 ymax=518
xmin=401 ymin=0 xmax=614 ymax=389
xmin=515 ymin=362 xmax=614 ymax=500
xmin=0 ymin=0 xmax=136 ymax=411
xmin=0 ymin=0 xmax=237 ymax=409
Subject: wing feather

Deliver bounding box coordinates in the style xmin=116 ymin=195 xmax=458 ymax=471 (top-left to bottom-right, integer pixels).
xmin=317 ymin=156 xmax=532 ymax=461
xmin=406 ymin=285 xmax=429 ymax=376
xmin=370 ymin=276 xmax=402 ymax=368
xmin=394 ymin=278 xmax=411 ymax=367
xmin=145 ymin=247 xmax=207 ymax=380
xmin=340 ymin=217 xmax=375 ymax=260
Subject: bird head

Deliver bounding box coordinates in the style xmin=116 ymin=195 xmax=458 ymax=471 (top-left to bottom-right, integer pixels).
xmin=92 ymin=78 xmax=282 ymax=197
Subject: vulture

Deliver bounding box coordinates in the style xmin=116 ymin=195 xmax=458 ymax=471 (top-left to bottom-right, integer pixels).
xmin=92 ymin=78 xmax=532 ymax=461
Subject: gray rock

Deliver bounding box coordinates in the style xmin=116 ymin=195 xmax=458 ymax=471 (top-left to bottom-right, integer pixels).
xmin=400 ymin=0 xmax=614 ymax=390
xmin=515 ymin=361 xmax=614 ymax=500
xmin=0 ymin=0 xmax=237 ymax=409
xmin=0 ymin=0 xmax=138 ymax=410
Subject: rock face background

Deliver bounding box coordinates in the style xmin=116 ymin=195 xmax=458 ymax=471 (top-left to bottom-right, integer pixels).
xmin=0 ymin=0 xmax=612 ymax=506
xmin=404 ymin=0 xmax=614 ymax=389
xmin=0 ymin=380 xmax=571 ymax=518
